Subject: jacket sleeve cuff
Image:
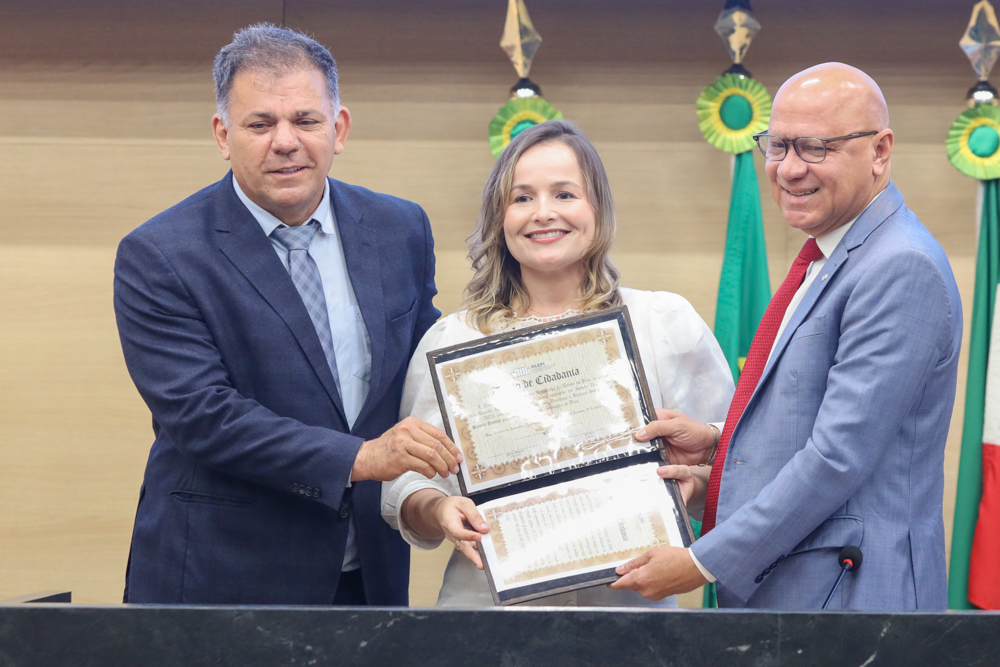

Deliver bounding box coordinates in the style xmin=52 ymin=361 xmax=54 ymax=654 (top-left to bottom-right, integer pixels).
xmin=688 ymin=547 xmax=716 ymax=582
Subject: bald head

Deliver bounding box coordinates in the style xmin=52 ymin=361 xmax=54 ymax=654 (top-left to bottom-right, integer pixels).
xmin=764 ymin=63 xmax=894 ymax=238
xmin=775 ymin=63 xmax=889 ymax=133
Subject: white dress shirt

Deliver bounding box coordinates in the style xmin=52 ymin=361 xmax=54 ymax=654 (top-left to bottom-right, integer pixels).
xmin=233 ymin=177 xmax=370 ymax=572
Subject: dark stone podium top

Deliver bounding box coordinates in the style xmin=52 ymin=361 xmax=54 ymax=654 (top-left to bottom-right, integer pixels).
xmin=1 ymin=604 xmax=998 ymax=667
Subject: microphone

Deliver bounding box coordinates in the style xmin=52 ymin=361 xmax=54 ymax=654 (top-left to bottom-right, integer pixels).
xmin=822 ymin=546 xmax=863 ymax=610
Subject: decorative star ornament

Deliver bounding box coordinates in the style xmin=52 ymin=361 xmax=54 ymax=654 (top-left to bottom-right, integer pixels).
xmin=489 ymin=0 xmax=563 ymax=157
xmin=962 ymin=0 xmax=1000 ymax=104
xmin=500 ymin=0 xmax=541 ymax=81
xmin=950 ymin=2 xmax=1000 ymax=178
xmin=962 ymin=0 xmax=1000 ymax=82
xmin=714 ymin=0 xmax=761 ymax=67
xmin=697 ymin=0 xmax=771 ymax=154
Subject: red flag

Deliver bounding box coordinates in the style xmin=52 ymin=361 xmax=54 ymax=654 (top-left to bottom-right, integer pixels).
xmin=969 ymin=297 xmax=1000 ymax=610
xmin=969 ymin=442 xmax=1000 ymax=609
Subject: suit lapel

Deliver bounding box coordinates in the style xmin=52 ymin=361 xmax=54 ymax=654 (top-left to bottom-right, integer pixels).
xmin=213 ymin=172 xmax=348 ymax=423
xmin=329 ymin=179 xmax=387 ymax=425
xmin=752 ymin=182 xmax=907 ymax=396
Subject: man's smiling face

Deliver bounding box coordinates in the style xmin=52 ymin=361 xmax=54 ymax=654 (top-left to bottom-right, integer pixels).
xmin=212 ymin=65 xmax=350 ymax=226
xmin=764 ymin=67 xmax=890 ymax=238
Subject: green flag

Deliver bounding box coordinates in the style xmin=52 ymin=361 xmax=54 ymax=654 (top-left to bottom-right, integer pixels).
xmin=714 ymin=150 xmax=771 ymax=380
xmin=950 ymin=179 xmax=1000 ymax=609
xmin=695 ymin=149 xmax=771 ymax=608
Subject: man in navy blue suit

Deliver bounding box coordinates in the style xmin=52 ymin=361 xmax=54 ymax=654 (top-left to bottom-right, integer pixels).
xmin=114 ymin=24 xmax=461 ymax=605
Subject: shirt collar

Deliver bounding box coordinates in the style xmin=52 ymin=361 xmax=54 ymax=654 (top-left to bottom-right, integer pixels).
xmin=812 ymin=188 xmax=885 ymax=259
xmin=232 ymin=176 xmax=333 ymax=236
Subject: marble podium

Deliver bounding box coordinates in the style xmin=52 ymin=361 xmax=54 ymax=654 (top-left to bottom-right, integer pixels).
xmin=1 ymin=604 xmax=999 ymax=666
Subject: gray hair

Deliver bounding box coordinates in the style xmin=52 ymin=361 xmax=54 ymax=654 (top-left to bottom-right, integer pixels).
xmin=213 ymin=23 xmax=339 ymax=123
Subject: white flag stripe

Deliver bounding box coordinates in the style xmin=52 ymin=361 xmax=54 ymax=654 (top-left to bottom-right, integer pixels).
xmin=983 ymin=289 xmax=1000 ymax=447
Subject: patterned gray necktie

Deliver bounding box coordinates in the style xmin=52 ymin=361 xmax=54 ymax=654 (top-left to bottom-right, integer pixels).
xmin=270 ymin=220 xmax=342 ymax=397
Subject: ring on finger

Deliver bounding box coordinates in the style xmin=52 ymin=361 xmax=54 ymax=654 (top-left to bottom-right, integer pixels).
xmin=452 ymin=539 xmax=462 ymax=551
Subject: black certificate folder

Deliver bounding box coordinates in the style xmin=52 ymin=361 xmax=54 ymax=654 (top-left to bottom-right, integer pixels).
xmin=427 ymin=306 xmax=696 ymax=605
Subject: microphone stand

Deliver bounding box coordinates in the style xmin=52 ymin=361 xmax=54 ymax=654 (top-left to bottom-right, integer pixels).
xmin=822 ymin=546 xmax=862 ymax=610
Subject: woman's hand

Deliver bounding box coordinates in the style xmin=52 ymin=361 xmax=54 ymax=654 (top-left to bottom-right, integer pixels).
xmin=656 ymin=464 xmax=710 ymax=522
xmin=430 ymin=495 xmax=491 ymax=570
xmin=401 ymin=489 xmax=491 ymax=570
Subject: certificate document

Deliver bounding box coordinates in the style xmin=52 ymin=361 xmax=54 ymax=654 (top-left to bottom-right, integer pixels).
xmin=427 ymin=307 xmax=694 ymax=604
xmin=431 ymin=315 xmax=656 ymax=493
xmin=477 ymin=462 xmax=686 ymax=598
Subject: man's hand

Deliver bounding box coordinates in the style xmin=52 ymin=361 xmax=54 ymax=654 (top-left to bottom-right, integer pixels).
xmin=608 ymin=546 xmax=708 ymax=600
xmin=657 ymin=464 xmax=709 ymax=521
xmin=351 ymin=417 xmax=463 ymax=482
xmin=636 ymin=409 xmax=719 ymax=465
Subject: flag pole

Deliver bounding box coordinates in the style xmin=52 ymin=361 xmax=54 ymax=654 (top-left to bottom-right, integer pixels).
xmin=694 ymin=0 xmax=772 ymax=607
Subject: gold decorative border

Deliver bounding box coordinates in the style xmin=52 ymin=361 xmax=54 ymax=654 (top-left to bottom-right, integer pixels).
xmin=487 ymin=486 xmax=670 ymax=585
xmin=440 ymin=327 xmax=640 ymax=488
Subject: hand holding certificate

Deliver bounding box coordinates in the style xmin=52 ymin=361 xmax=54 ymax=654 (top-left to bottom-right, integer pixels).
xmin=427 ymin=307 xmax=696 ymax=604
xmin=609 ymin=543 xmax=711 ymax=601
xmin=479 ymin=463 xmax=684 ymax=594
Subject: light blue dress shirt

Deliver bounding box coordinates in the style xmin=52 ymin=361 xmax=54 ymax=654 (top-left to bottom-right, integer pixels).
xmin=233 ymin=177 xmax=370 ymax=572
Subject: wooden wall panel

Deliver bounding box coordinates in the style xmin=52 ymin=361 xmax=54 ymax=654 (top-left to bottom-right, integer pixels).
xmin=0 ymin=246 xmax=149 ymax=602
xmin=0 ymin=0 xmax=281 ymax=62
xmin=0 ymin=0 xmax=983 ymax=607
xmin=0 ymin=1 xmax=971 ymax=68
xmin=0 ymin=139 xmax=228 ymax=245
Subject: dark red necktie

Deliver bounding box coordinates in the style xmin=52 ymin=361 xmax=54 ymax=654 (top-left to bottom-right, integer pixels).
xmin=701 ymin=238 xmax=825 ymax=533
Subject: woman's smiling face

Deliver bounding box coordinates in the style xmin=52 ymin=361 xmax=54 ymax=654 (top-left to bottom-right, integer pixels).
xmin=503 ymin=141 xmax=597 ymax=281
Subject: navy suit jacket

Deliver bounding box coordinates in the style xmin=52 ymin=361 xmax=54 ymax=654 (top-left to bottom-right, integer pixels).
xmin=114 ymin=172 xmax=439 ymax=604
xmin=692 ymin=183 xmax=962 ymax=610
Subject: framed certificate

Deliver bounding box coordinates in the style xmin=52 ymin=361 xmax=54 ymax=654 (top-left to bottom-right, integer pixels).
xmin=429 ymin=307 xmax=659 ymax=496
xmin=427 ymin=306 xmax=696 ymax=604
xmin=477 ymin=461 xmax=690 ymax=605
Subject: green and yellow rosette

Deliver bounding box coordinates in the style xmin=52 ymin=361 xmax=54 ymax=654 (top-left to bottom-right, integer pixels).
xmin=489 ymin=97 xmax=563 ymax=158
xmin=948 ymin=104 xmax=1000 ymax=180
xmin=696 ymin=73 xmax=771 ymax=154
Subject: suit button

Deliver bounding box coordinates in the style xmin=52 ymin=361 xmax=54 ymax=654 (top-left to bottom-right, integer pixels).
xmin=340 ymin=506 xmax=350 ymax=519
xmin=755 ymin=575 xmax=764 ymax=584
xmin=313 ymin=488 xmax=322 ymax=499
xmin=292 ymin=483 xmax=300 ymax=492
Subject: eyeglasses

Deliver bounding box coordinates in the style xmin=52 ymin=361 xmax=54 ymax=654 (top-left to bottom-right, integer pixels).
xmin=752 ymin=131 xmax=880 ymax=163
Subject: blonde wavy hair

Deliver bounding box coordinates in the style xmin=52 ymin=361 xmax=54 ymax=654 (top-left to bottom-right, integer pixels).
xmin=463 ymin=120 xmax=622 ymax=334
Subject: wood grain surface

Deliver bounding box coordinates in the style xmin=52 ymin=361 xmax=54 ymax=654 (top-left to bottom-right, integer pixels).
xmin=0 ymin=0 xmax=979 ymax=607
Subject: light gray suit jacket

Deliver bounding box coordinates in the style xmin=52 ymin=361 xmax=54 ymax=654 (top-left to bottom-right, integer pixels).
xmin=692 ymin=182 xmax=962 ymax=610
